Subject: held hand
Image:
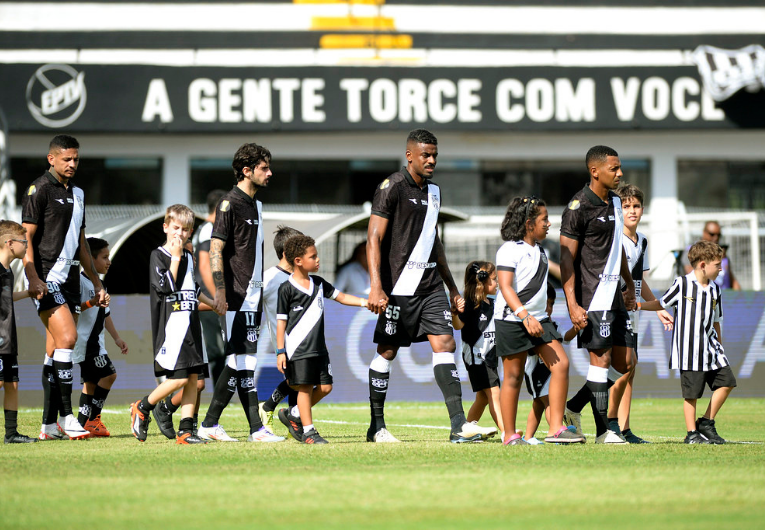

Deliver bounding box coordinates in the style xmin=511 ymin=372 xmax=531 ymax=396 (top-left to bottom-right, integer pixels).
xmin=453 ymin=293 xmax=465 ymax=314
xmin=213 ymin=288 xmax=227 ymax=315
xmin=657 ymin=309 xmax=674 ymax=331
xmin=276 ymin=353 xmax=286 ymax=374
xmin=96 ymin=289 xmax=109 ymax=307
xmin=28 ymin=277 xmax=48 ymax=299
xmin=568 ymin=304 xmax=588 ymax=332
xmin=622 ymin=289 xmax=636 ymax=311
xmin=368 ymin=286 xmax=388 ymax=315
xmin=116 ymin=338 xmax=129 ymax=355
xmin=523 ymin=314 xmax=544 ymax=337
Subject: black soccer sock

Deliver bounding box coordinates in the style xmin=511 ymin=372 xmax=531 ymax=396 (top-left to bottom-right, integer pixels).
xmin=586 ymin=380 xmax=610 ymax=437
xmin=287 ymin=387 xmax=298 ymax=408
xmin=264 ymin=380 xmax=292 ymax=412
xmin=202 ymin=365 xmax=237 ymax=428
xmin=41 ymin=363 xmax=60 ymax=425
xmin=165 ymin=396 xmax=180 ymax=414
xmin=52 ymin=356 xmax=75 ymax=417
xmin=90 ymin=385 xmax=110 ymax=420
xmin=5 ymin=409 xmax=18 ymax=437
xmin=237 ymin=370 xmax=263 ymax=433
xmin=433 ymin=363 xmax=466 ymax=432
xmin=138 ymin=396 xmax=155 ymax=414
xmin=178 ymin=417 xmax=194 ymax=433
xmin=369 ymin=368 xmax=390 ymax=432
xmin=566 ymin=384 xmax=591 ymax=413
xmin=608 ymin=417 xmax=621 ymax=433
xmin=77 ymin=393 xmax=91 ymax=426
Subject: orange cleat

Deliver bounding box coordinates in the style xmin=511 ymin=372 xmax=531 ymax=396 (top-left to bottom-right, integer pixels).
xmin=176 ymin=430 xmax=208 ymax=445
xmin=84 ymin=415 xmax=111 ymax=437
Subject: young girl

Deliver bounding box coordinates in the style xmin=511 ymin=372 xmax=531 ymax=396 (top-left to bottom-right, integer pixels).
xmin=495 ymin=196 xmax=583 ymax=445
xmin=452 ymin=261 xmax=504 ymax=439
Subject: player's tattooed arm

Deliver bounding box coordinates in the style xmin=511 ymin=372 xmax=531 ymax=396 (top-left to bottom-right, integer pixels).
xmin=210 ymin=237 xmax=227 ymax=315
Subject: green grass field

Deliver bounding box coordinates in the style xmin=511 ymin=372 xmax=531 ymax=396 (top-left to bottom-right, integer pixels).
xmin=2 ymin=398 xmax=764 ymax=530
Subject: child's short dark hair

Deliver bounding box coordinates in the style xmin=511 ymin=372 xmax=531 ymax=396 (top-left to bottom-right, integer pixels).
xmin=463 ymin=261 xmax=495 ymax=309
xmin=284 ymin=235 xmax=316 ymax=266
xmin=87 ymin=237 xmax=109 ymax=256
xmin=500 ymin=196 xmax=547 ymax=242
xmin=0 ymin=220 xmax=26 ymax=244
xmin=616 ymin=184 xmax=644 ymax=206
xmin=688 ymin=240 xmax=723 ymax=267
xmin=273 ymin=225 xmax=303 ymax=260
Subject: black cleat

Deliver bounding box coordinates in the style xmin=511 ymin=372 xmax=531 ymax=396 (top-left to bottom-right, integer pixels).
xmin=696 ymin=417 xmax=725 ymax=444
xmin=622 ymin=428 xmax=651 ymax=444
xmin=176 ymin=429 xmax=208 ymax=444
xmin=302 ymin=428 xmax=328 ymax=444
xmin=684 ymin=431 xmax=712 ymax=444
xmin=278 ymin=408 xmax=303 ymax=441
xmin=152 ymin=401 xmax=176 ymax=439
xmin=4 ymin=433 xmax=38 ymax=444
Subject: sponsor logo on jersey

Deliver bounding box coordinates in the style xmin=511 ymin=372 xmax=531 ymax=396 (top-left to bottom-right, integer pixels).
xmin=55 ymin=258 xmax=80 ymax=266
xmin=568 ymin=199 xmax=581 ymax=210
xmin=371 ymin=377 xmax=388 ymax=390
xmin=385 ymin=321 xmax=396 ymax=335
xmin=166 ymin=290 xmax=198 ymax=311
xmin=219 ymin=200 xmax=230 ymax=212
xmin=443 ymin=309 xmax=452 ymax=322
xmin=26 ymin=64 xmax=87 ymax=128
xmin=406 ymin=261 xmax=436 ymax=270
xmin=292 ymin=305 xmax=303 ymax=312
xmin=94 ymin=356 xmax=108 ymax=369
xmin=430 ymin=194 xmax=440 ymax=211
xmin=249 ymin=280 xmax=264 ymax=288
xmin=599 ymin=322 xmax=611 ymax=338
xmin=599 ymin=274 xmax=621 ymax=282
xmin=409 ymin=198 xmax=417 ymax=204
xmin=27 ymin=185 xmax=36 ymax=195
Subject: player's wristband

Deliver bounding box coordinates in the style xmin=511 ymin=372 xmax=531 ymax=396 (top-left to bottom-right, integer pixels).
xmin=84 ymin=300 xmax=94 ymax=309
xmin=514 ymin=306 xmax=526 ymax=316
xmin=171 ymin=256 xmax=181 ymax=262
xmin=276 ymin=348 xmax=286 ymax=355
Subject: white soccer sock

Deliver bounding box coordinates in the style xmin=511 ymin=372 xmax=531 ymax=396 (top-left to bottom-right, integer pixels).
xmin=370 ymin=354 xmax=392 ymax=373
xmin=586 ymin=365 xmax=609 ymax=383
xmin=291 ymin=405 xmax=300 ymax=419
xmin=303 ymin=424 xmax=314 ymax=433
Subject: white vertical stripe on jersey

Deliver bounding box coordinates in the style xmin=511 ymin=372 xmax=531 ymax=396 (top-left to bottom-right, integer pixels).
xmin=47 ymin=187 xmax=85 ymax=284
xmin=73 ymin=274 xmax=98 ymax=364
xmin=391 ymin=184 xmax=440 ymax=296
xmin=588 ymin=195 xmax=624 ymax=312
xmin=157 ymin=256 xmax=196 ymax=370
xmin=240 ymin=200 xmax=264 ymax=312
xmin=285 ymin=281 xmax=323 ymax=360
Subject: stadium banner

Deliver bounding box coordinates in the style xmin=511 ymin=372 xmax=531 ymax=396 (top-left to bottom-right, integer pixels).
xmin=14 ymin=290 xmax=765 ymax=403
xmin=1 ymin=63 xmax=755 ymax=133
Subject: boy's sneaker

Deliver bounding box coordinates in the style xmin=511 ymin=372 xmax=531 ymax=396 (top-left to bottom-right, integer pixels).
xmin=302 ymin=428 xmax=328 ymax=444
xmin=367 ymin=427 xmax=400 ymax=443
xmin=197 ymin=424 xmax=238 ymax=442
xmin=129 ymin=401 xmax=151 ymax=442
xmin=622 ymin=428 xmax=651 ymax=444
xmin=524 ymin=436 xmax=544 ymax=445
xmin=247 ymin=426 xmax=285 ymax=443
xmin=84 ymin=415 xmax=111 ymax=437
xmin=564 ymin=408 xmax=583 ymax=437
xmin=684 ymin=431 xmax=712 ymax=444
xmin=59 ymin=414 xmax=90 ymax=440
xmin=176 ymin=429 xmax=208 ymax=445
xmin=545 ymin=426 xmax=585 ymax=444
xmin=4 ymin=433 xmax=38 ymax=444
xmin=595 ymin=430 xmax=628 ymax=444
xmin=696 ymin=417 xmax=725 ymax=444
xmin=455 ymin=421 xmax=497 ymax=441
xmin=258 ymin=402 xmax=274 ymax=432
xmin=278 ymin=408 xmax=303 ymax=441
xmin=503 ymin=433 xmax=529 ymax=446
xmin=152 ymin=401 xmax=176 ymax=439
xmin=38 ymin=423 xmax=66 ymax=440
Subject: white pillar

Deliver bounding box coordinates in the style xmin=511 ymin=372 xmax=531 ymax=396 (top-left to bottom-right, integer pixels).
xmin=649 ymin=153 xmax=681 ymax=282
xmin=162 ymin=152 xmax=190 ymax=207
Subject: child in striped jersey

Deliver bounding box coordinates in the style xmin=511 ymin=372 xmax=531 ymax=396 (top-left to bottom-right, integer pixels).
xmin=639 ymin=240 xmax=735 ymax=444
xmin=452 ymin=261 xmax=504 ymax=439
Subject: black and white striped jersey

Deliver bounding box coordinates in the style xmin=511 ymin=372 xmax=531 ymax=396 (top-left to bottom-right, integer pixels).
xmin=371 ymin=168 xmax=443 ymax=297
xmin=495 ymin=241 xmax=550 ymax=322
xmin=149 ymin=247 xmax=204 ymax=371
xmin=459 ymin=299 xmax=497 ymax=368
xmin=622 ymin=232 xmax=649 ymax=330
xmin=211 ymin=186 xmax=264 ymax=312
xmin=21 ymin=171 xmax=86 ymax=287
xmin=261 ymin=265 xmax=290 ymax=348
xmin=74 ymin=272 xmax=110 ymax=363
xmin=560 ymin=185 xmax=624 ymax=312
xmin=276 ymin=275 xmax=339 ymax=361
xmin=660 ymin=273 xmax=727 ymax=372
xmin=0 ymin=263 xmax=18 ymax=356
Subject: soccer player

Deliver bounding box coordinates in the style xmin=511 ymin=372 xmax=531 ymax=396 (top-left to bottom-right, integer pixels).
xmin=559 ymin=145 xmax=637 ymax=444
xmin=74 ymin=237 xmax=128 ymax=437
xmin=0 ymin=221 xmax=38 ymax=443
xmin=366 ymin=129 xmax=496 ymax=443
xmin=639 ymin=240 xmax=735 ymax=444
xmin=197 ymin=143 xmax=284 ymax=443
xmin=276 ymin=235 xmax=370 ymax=444
xmin=22 ymin=135 xmax=106 ymax=441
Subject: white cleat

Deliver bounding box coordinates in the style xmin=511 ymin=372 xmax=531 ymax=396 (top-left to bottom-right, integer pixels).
xmin=246 ymin=426 xmax=285 ymax=443
xmin=595 ymin=429 xmax=629 ymax=444
xmin=197 ymin=424 xmax=238 ymax=442
xmin=369 ymin=428 xmax=400 ymax=443
xmin=38 ymin=423 xmax=66 ymax=440
xmin=58 ymin=415 xmax=89 ymax=440
xmin=458 ymin=421 xmax=498 ymax=441
xmin=564 ymin=408 xmax=583 ymax=437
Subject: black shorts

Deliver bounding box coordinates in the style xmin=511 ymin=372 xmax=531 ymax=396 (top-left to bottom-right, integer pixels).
xmin=466 ymin=363 xmax=499 ymax=392
xmin=496 ymin=319 xmax=562 ymax=357
xmin=578 ymin=308 xmax=635 ymax=351
xmin=285 ymin=356 xmax=333 ymax=386
xmin=221 ymin=310 xmax=261 ymax=355
xmin=79 ymin=354 xmax=116 ymax=384
xmin=524 ymin=354 xmax=551 ymax=399
xmin=373 ymin=291 xmax=453 ymax=347
xmin=680 ymin=366 xmax=737 ymax=400
xmin=35 ymin=280 xmax=80 ymax=315
xmin=0 ymin=354 xmax=19 ymax=383
xmin=200 ymin=363 xmax=209 ymax=380
xmin=160 ymin=365 xmax=204 ymax=380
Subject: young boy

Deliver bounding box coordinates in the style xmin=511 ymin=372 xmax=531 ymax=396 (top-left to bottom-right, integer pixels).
xmin=639 ymin=240 xmax=735 ymax=444
xmin=0 ymin=221 xmax=38 ymax=443
xmin=275 ymin=235 xmax=370 ymax=444
xmin=74 ymin=237 xmax=128 ymax=436
xmin=130 ymin=204 xmax=218 ymax=444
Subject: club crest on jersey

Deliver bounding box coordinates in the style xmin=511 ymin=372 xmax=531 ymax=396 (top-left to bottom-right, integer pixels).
xmin=318 ymin=296 xmax=324 ymax=310
xmin=94 ymin=356 xmax=107 ymax=369
xmin=541 ymin=252 xmax=548 ymax=264
xmin=247 ymin=328 xmax=258 ymax=343
xmin=479 ymin=314 xmax=487 ymax=321
xmin=568 ymin=199 xmax=580 ymax=210
xmin=385 ymin=321 xmax=396 ymax=335
xmin=599 ymin=322 xmax=611 ymax=338
xmin=159 ymin=347 xmax=166 ymax=356
xmin=430 ymin=194 xmax=440 ymax=211
xmin=219 ymin=200 xmax=230 ymax=212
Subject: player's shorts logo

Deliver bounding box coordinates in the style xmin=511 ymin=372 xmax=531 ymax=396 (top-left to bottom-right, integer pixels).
xmin=246 ymin=329 xmax=258 ymax=343
xmin=94 ymin=356 xmax=107 ymax=369
xmin=327 ymin=363 xmax=333 ymax=377
xmin=599 ymin=323 xmax=611 ymax=338
xmin=54 ymin=292 xmax=66 ymax=305
xmin=451 ymin=369 xmax=459 ymax=379
xmin=159 ymin=347 xmax=166 ymax=356
xmin=385 ymin=321 xmax=396 ymax=335
xmin=26 ymin=64 xmax=87 ymax=128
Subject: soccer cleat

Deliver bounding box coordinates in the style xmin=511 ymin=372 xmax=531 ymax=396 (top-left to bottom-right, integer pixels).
xmin=503 ymin=433 xmax=529 ymax=446
xmin=4 ymin=433 xmax=38 ymax=444
xmin=302 ymin=428 xmax=328 ymax=444
xmin=176 ymin=430 xmax=208 ymax=445
xmin=685 ymin=431 xmax=712 ymax=444
xmin=367 ymin=427 xmax=400 ymax=443
xmin=278 ymin=408 xmax=303 ymax=442
xmin=564 ymin=408 xmax=583 ymax=436
xmin=258 ymin=402 xmax=274 ymax=432
xmin=83 ymin=416 xmax=111 ymax=437
xmin=622 ymin=429 xmax=651 ymax=444
xmin=595 ymin=430 xmax=628 ymax=444
xmin=524 ymin=436 xmax=544 ymax=445
xmin=544 ymin=426 xmax=586 ymax=444
xmin=38 ymin=423 xmax=66 ymax=440
xmin=247 ymin=426 xmax=285 ymax=443
xmin=197 ymin=423 xmax=238 ymax=442
xmin=59 ymin=414 xmax=90 ymax=440
xmin=456 ymin=421 xmax=497 ymax=441
xmin=152 ymin=401 xmax=176 ymax=439
xmin=129 ymin=401 xmax=151 ymax=442
xmin=696 ymin=417 xmax=725 ymax=444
